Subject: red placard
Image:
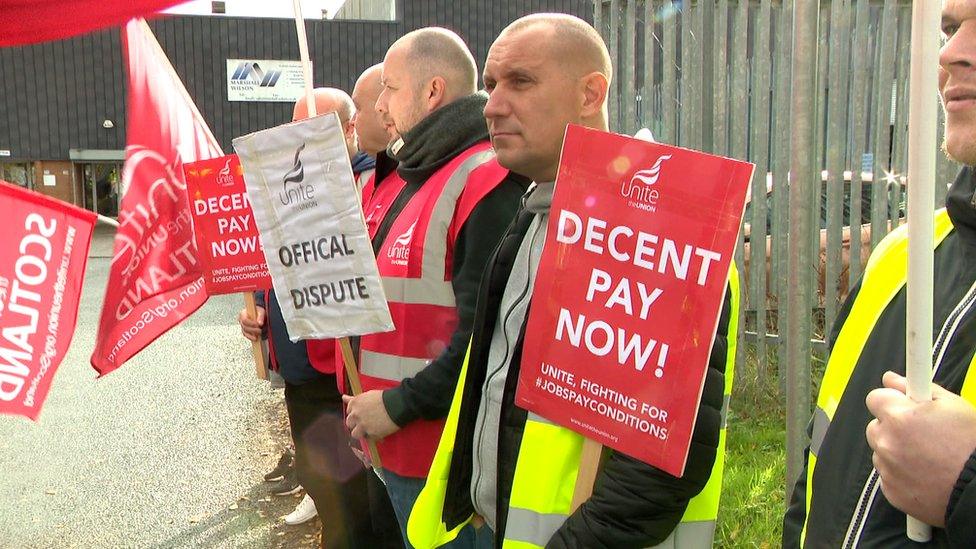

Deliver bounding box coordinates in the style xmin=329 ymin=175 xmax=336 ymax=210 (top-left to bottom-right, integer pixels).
xmin=183 ymin=155 xmax=272 ymax=294
xmin=0 ymin=180 xmax=96 ymax=420
xmin=516 ymin=125 xmax=753 ymax=476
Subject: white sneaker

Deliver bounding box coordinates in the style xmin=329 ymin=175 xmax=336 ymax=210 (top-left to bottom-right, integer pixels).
xmin=284 ymin=493 xmax=318 ymax=525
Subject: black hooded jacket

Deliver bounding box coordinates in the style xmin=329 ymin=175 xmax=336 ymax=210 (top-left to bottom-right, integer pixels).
xmin=440 ymin=185 xmax=734 ymax=548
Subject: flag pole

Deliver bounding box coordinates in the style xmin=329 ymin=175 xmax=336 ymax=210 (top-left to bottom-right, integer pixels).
xmin=292 ymin=0 xmax=317 ymax=117
xmin=130 ymin=20 xmax=273 ymax=378
xmin=570 ymin=439 xmax=603 ymax=512
xmin=904 ymin=0 xmax=940 ymax=542
xmin=136 ymin=19 xmax=222 ymax=153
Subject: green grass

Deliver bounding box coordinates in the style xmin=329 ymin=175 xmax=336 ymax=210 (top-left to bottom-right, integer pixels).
xmin=715 ymin=367 xmax=788 ymax=548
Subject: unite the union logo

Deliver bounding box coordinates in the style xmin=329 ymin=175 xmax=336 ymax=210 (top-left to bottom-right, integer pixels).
xmin=278 ymin=143 xmax=317 ymax=211
xmin=216 ymin=158 xmax=235 ymax=188
xmin=387 ymin=221 xmax=416 ymax=266
xmin=620 ymin=154 xmax=672 ymax=212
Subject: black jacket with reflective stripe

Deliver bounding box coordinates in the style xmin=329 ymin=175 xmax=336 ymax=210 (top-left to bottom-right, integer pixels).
xmin=783 ymin=167 xmax=976 ymax=548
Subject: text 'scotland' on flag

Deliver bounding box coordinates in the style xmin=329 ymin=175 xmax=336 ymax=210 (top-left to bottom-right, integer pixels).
xmin=0 ymin=181 xmax=96 ymax=420
xmin=90 ymin=19 xmax=222 ymax=375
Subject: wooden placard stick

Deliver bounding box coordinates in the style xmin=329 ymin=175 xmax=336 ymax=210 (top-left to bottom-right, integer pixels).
xmin=570 ymin=438 xmax=604 ymax=512
xmin=339 ymin=336 xmax=384 ymax=472
xmin=243 ymin=292 xmax=268 ymax=380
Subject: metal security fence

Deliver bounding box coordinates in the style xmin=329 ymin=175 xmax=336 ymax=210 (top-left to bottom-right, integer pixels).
xmin=593 ymin=0 xmax=957 ymax=382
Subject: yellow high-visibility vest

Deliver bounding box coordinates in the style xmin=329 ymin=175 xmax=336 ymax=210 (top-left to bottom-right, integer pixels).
xmin=409 ymin=267 xmax=740 ymax=549
xmin=798 ymin=209 xmax=976 ymax=546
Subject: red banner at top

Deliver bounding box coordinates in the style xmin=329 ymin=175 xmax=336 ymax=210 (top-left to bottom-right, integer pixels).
xmin=0 ymin=180 xmax=96 ymax=420
xmin=183 ymin=155 xmax=272 ymax=295
xmin=0 ymin=0 xmax=183 ymax=47
xmin=516 ymin=125 xmax=753 ymax=476
xmin=90 ymin=20 xmax=221 ymax=375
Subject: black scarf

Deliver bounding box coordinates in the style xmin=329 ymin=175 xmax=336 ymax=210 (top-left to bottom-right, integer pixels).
xmin=390 ymin=92 xmax=490 ymax=185
xmin=946 ymin=166 xmax=976 ymax=247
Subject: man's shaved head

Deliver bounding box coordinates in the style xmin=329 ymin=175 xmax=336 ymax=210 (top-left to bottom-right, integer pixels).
xmin=391 ymin=27 xmax=477 ymax=95
xmin=352 ymin=64 xmax=389 ymax=155
xmin=500 ymin=13 xmax=612 ymax=83
xmin=355 ymin=64 xmax=383 ymax=93
xmin=292 ymin=87 xmax=355 ymax=123
xmin=292 ymin=87 xmax=358 ymax=159
xmin=377 ymin=27 xmax=479 ymax=137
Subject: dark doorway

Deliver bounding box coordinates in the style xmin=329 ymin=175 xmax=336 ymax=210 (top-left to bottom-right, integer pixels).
xmin=81 ymin=162 xmax=122 ymax=218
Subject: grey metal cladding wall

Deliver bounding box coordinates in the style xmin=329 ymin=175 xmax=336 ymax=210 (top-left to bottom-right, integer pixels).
xmin=0 ymin=0 xmax=590 ymax=160
xmin=0 ymin=30 xmax=128 ymax=161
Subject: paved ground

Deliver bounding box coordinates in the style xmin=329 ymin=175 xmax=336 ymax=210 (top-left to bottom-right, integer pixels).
xmin=0 ymin=225 xmax=319 ymax=548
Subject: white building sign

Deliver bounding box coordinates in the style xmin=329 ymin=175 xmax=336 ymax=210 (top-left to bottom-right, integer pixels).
xmin=227 ymin=59 xmax=307 ymax=102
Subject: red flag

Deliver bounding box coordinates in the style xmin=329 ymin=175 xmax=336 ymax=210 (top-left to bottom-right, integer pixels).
xmin=90 ymin=19 xmax=222 ymax=375
xmin=0 ymin=180 xmax=96 ymax=420
xmin=0 ymin=0 xmax=183 ymax=47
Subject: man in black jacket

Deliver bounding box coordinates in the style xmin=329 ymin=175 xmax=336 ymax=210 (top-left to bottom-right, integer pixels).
xmin=783 ymin=1 xmax=976 ymax=545
xmin=407 ymin=14 xmax=734 ymax=549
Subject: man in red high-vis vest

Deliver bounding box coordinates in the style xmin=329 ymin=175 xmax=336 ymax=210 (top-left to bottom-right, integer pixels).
xmin=352 ymin=63 xmax=390 ymax=194
xmin=350 ymin=61 xmax=401 ymax=230
xmin=340 ymin=27 xmax=528 ymax=548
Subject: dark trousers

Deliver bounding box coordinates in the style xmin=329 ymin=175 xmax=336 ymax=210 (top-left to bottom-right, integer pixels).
xmin=284 ymin=377 xmax=402 ymax=549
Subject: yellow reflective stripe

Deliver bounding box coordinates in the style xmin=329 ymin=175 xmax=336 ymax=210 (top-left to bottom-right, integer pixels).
xmin=407 ymin=342 xmax=473 ymax=549
xmin=817 ymin=210 xmax=953 ymax=421
xmin=421 ymin=149 xmax=496 ymax=281
xmin=382 ymin=276 xmax=455 ymax=307
xmin=682 ymin=429 xmax=726 ymax=523
xmin=727 ymin=265 xmax=740 ymax=399
xmin=504 ymin=507 xmax=568 ymax=547
xmin=509 ymin=420 xmax=583 ymax=514
xmin=720 ymin=394 xmax=731 ymax=429
xmin=817 ymin=242 xmax=908 ymax=419
xmin=356 ymin=168 xmax=375 ymax=192
xmin=501 ymin=540 xmax=540 ymax=549
xmin=959 ymin=350 xmax=976 ymax=406
xmin=685 ymin=265 xmax=739 ymax=524
xmin=800 ymin=452 xmax=817 ymax=548
xmin=808 ymin=407 xmax=830 ymax=457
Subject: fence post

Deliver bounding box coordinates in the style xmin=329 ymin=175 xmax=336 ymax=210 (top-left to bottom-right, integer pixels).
xmin=785 ymin=0 xmax=819 ymax=497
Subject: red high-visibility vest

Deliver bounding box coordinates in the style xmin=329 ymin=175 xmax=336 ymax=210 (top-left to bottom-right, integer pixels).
xmin=339 ymin=141 xmax=508 ymax=478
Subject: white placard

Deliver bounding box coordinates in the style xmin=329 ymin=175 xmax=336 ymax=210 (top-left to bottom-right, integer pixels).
xmin=234 ymin=113 xmax=394 ymax=340
xmin=227 ymin=59 xmax=308 ymax=102
xmin=43 ymin=174 xmax=56 ymax=187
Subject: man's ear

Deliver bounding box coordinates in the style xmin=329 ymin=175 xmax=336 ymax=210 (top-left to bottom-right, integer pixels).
xmin=427 ymin=76 xmax=448 ymax=111
xmin=580 ymin=71 xmax=609 ymax=118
